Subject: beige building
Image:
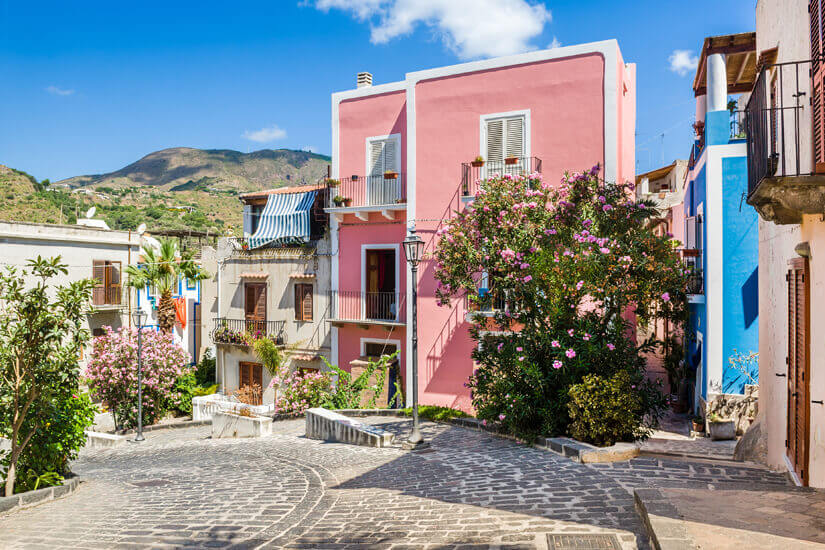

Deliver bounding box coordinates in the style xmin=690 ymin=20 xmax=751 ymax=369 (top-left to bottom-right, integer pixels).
xmin=201 ymin=184 xmax=332 ymax=404
xmin=747 ymin=0 xmax=825 ymax=487
xmin=0 ymin=220 xmax=141 ymax=363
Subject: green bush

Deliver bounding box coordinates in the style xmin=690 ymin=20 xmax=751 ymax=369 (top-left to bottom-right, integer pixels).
xmin=400 ymin=405 xmax=469 ymax=422
xmin=568 ymin=371 xmax=663 ymax=446
xmin=320 ymin=352 xmax=397 ymax=409
xmin=194 ymin=349 xmax=217 ymax=386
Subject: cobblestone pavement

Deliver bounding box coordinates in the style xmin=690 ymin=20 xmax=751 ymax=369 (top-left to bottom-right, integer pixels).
xmin=0 ymin=418 xmax=791 ymax=550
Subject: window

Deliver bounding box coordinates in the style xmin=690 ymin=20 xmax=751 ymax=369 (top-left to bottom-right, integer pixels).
xmin=238 ymin=361 xmax=263 ymax=405
xmin=366 ymin=135 xmax=401 ymax=205
xmin=364 ymin=342 xmax=397 ymax=360
xmin=243 ymin=204 xmax=264 ymax=235
xmin=92 ymin=260 xmax=122 ymax=306
xmin=483 ymin=114 xmax=526 ymax=166
xmin=294 ymin=283 xmax=313 ymax=321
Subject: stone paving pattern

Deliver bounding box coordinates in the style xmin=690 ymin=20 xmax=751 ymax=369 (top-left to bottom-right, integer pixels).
xmin=0 ymin=417 xmax=792 ymax=549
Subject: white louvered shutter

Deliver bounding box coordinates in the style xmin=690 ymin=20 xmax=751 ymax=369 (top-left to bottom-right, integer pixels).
xmin=486 ymin=119 xmax=504 ymax=163
xmin=383 ymin=139 xmax=397 ymax=172
xmin=505 ymin=117 xmax=525 ymax=159
xmin=370 ymin=141 xmax=385 ymax=176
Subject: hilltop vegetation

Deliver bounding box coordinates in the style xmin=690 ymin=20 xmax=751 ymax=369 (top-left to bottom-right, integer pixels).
xmin=0 ymin=148 xmax=330 ymax=233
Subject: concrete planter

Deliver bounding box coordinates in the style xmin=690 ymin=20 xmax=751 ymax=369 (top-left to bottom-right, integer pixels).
xmin=193 ymin=393 xmax=274 ymax=421
xmin=212 ymin=410 xmax=273 ymax=438
xmin=709 ymin=420 xmax=736 ymax=441
xmin=0 ymin=476 xmax=81 ymax=516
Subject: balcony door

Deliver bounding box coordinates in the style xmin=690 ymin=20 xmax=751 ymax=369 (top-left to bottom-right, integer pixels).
xmin=367 ymin=135 xmax=400 ymax=205
xmin=787 ymin=258 xmax=810 ymax=485
xmin=365 ymin=249 xmax=396 ymax=321
xmin=92 ymin=260 xmax=121 ymax=306
xmin=244 ymin=282 xmax=266 ymax=334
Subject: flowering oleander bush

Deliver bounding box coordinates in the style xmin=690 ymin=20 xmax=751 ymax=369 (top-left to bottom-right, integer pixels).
xmin=434 ymin=167 xmax=685 ymax=443
xmin=270 ymin=370 xmax=332 ymax=414
xmin=86 ymin=326 xmax=191 ymax=429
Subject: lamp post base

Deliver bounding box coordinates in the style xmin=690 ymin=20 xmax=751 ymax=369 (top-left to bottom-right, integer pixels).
xmin=401 ymin=439 xmax=430 ymax=451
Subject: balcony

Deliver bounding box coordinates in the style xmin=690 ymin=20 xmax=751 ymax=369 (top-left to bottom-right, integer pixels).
xmin=212 ymin=318 xmax=287 ymax=346
xmin=745 ymin=59 xmax=825 ymax=224
xmin=461 ymin=156 xmax=542 ymax=196
xmin=325 ymin=174 xmax=406 ymax=219
xmin=328 ymin=291 xmax=405 ymax=327
xmin=92 ymin=286 xmax=125 ymax=310
xmin=681 ymin=249 xmax=704 ymax=297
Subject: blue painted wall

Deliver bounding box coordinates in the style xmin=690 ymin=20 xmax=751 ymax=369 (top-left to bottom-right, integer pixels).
xmin=721 ymin=156 xmax=759 ymax=393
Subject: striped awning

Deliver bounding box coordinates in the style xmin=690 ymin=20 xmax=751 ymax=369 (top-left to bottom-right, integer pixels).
xmin=247 ymin=191 xmax=317 ymax=249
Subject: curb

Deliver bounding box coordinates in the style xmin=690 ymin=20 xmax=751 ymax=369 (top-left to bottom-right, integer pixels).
xmin=0 ymin=476 xmax=82 ymax=517
xmin=633 ymin=488 xmax=697 ymax=550
xmin=539 ymin=437 xmax=640 ymax=463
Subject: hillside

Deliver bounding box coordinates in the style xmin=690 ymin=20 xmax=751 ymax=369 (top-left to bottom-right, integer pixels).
xmin=0 ymin=148 xmax=330 ymax=234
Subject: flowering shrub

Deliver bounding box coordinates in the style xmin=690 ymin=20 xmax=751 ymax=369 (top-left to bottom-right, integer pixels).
xmin=86 ymin=326 xmax=191 ymax=429
xmin=212 ymin=325 xmax=248 ymax=345
xmin=434 ymin=167 xmax=685 ymax=441
xmin=271 ymin=370 xmax=332 ymax=414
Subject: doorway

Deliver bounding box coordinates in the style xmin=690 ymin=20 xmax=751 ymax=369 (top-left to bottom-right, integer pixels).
xmin=365 ymin=249 xmax=397 ymax=320
xmin=787 ymin=257 xmax=810 ymax=485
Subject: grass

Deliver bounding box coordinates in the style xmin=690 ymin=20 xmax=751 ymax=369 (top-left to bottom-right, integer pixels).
xmin=399 ymin=405 xmax=470 ymax=422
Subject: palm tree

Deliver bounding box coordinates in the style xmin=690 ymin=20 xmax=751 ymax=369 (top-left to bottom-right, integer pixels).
xmin=125 ymin=238 xmax=209 ymax=333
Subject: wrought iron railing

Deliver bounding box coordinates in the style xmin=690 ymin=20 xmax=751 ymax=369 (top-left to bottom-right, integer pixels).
xmin=681 ymin=249 xmax=704 ymax=295
xmin=329 ymin=291 xmax=405 ymax=323
xmin=326 ymin=174 xmax=406 ymax=208
xmin=730 ymin=110 xmax=747 ymax=140
xmin=92 ymin=286 xmax=124 ymax=307
xmin=461 ymin=156 xmax=542 ymax=196
xmin=746 ymin=59 xmax=817 ymax=197
xmin=211 ymin=318 xmax=286 ymax=345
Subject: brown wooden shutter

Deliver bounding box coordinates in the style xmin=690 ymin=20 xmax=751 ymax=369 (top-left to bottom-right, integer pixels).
xmin=812 ymin=1 xmax=825 ymax=167
xmin=92 ymin=260 xmax=105 ymax=305
xmin=294 ymin=284 xmax=313 ymax=321
xmin=244 ymin=283 xmax=266 ymax=321
xmin=108 ymin=261 xmax=121 ymax=305
xmin=787 ymin=258 xmax=811 ymax=485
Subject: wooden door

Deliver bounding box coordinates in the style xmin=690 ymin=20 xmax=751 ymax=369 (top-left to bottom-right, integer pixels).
xmin=238 ymin=361 xmax=263 ymax=405
xmin=244 ymin=283 xmax=266 ymax=333
xmin=787 ymin=258 xmax=811 ymax=485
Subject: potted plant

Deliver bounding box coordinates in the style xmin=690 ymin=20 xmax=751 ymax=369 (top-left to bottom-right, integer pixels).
xmin=241 ymin=240 xmax=250 ymax=251
xmin=384 ymin=170 xmax=398 ymax=180
xmin=504 ymin=156 xmax=519 ymax=165
xmin=692 ymin=414 xmax=704 ymax=433
xmin=343 ymin=197 xmax=352 ymax=207
xmin=707 ymin=412 xmax=736 ymax=441
xmin=333 ymin=195 xmax=346 ymax=207
xmin=326 ymin=178 xmax=340 ymax=187
xmin=471 ymin=156 xmax=485 ymax=168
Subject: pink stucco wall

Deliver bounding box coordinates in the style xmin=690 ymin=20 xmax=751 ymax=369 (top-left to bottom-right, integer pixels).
xmin=338 ymin=91 xmax=406 ymax=178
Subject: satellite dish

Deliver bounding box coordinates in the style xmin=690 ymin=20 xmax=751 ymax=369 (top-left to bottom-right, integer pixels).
xmin=85 ymin=206 xmax=96 ymax=218
xmin=137 ymin=223 xmax=147 ymax=235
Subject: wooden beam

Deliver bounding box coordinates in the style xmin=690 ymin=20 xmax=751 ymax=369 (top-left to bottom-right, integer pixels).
xmin=735 ymin=51 xmax=753 ymax=85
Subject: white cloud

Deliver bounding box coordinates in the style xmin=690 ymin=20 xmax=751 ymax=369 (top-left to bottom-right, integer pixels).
xmin=668 ymin=49 xmax=699 ymax=77
xmin=242 ymin=125 xmax=287 ymax=143
xmin=45 ymin=85 xmax=74 ymax=96
xmin=548 ymin=36 xmax=561 ymax=49
xmin=312 ymin=0 xmax=552 ymax=60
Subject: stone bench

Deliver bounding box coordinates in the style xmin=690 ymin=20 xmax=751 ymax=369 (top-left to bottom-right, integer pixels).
xmin=305 ymin=408 xmax=394 ymax=448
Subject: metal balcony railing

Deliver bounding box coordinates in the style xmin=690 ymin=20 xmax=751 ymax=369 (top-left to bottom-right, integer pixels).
xmin=326 ymin=174 xmax=406 ymax=208
xmin=681 ymin=249 xmax=704 ymax=295
xmin=92 ymin=286 xmax=124 ymax=307
xmin=730 ymin=110 xmax=747 ymax=140
xmin=211 ymin=318 xmax=286 ymax=345
xmin=745 ymin=59 xmax=818 ymax=197
xmin=461 ymin=156 xmax=542 ymax=196
xmin=329 ymin=291 xmax=405 ymax=323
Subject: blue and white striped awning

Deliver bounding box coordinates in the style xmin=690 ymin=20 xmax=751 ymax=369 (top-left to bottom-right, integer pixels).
xmin=247 ymin=190 xmax=317 ymax=249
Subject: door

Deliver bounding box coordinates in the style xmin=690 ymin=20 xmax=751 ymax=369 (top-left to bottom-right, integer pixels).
xmin=366 ymin=250 xmax=396 ymax=320
xmin=484 ymin=115 xmax=525 ymax=176
xmin=787 ymin=258 xmax=810 ymax=485
xmin=238 ymin=361 xmax=263 ymax=405
xmin=368 ymin=137 xmax=400 ymax=205
xmin=244 ymin=283 xmax=267 ymax=333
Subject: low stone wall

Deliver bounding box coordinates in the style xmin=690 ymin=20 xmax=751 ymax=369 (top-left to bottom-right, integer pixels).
xmin=212 ymin=411 xmax=273 ymax=438
xmin=305 ymin=408 xmax=394 ymax=447
xmin=0 ymin=476 xmax=82 ymax=517
xmin=193 ymin=393 xmax=275 ymax=421
xmin=539 ymin=437 xmax=640 ymax=463
xmin=84 ymin=430 xmax=127 ymax=449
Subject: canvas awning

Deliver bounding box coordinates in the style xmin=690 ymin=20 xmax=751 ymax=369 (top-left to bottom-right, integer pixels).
xmin=247 ymin=190 xmax=317 ymax=249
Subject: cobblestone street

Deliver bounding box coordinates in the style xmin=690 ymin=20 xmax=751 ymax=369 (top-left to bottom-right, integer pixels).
xmin=0 ymin=418 xmax=790 ymax=549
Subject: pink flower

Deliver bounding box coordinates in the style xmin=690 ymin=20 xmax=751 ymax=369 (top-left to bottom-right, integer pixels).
xmin=567 ymin=329 xmax=574 ymax=336
xmin=583 ymin=333 xmax=590 ymax=341
xmin=551 ymin=340 xmax=560 ymax=348
xmin=482 ymin=419 xmax=487 ymax=426
xmin=518 ymin=356 xmax=525 ymax=362
xmin=523 ymin=275 xmax=532 ymax=283
xmin=661 ymin=292 xmax=670 ymax=302
xmin=565 ymin=349 xmax=576 ymax=358
xmin=607 ymin=343 xmax=616 ymax=351
xmin=499 ymin=414 xmax=506 ymax=421
xmin=576 ymin=280 xmax=584 ymax=290
xmin=599 ymin=247 xmax=610 ymax=254
xmin=553 ymin=360 xmax=563 ymax=369
xmin=516 ymin=346 xmax=523 ymax=352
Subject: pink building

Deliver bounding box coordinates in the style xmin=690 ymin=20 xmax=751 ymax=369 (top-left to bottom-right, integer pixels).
xmin=328 ymin=41 xmax=636 ymax=411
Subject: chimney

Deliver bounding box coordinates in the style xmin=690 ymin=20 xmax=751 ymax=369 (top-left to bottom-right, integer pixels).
xmin=357 ymin=72 xmax=373 ymax=88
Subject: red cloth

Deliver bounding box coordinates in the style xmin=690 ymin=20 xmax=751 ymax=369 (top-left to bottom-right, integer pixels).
xmin=173 ymin=297 xmax=187 ymax=327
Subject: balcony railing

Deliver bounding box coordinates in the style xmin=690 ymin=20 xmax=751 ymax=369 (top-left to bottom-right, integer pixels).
xmin=745 ymin=59 xmax=816 ymax=198
xmin=92 ymin=286 xmax=123 ymax=307
xmin=326 ymin=174 xmax=406 ymax=209
xmin=730 ymin=110 xmax=747 ymax=140
xmin=212 ymin=318 xmax=286 ymax=345
xmin=681 ymin=249 xmax=704 ymax=295
xmin=461 ymin=156 xmax=542 ymax=196
xmin=329 ymin=291 xmax=405 ymax=323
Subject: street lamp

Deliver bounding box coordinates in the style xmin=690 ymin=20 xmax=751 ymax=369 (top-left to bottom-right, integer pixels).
xmin=131 ymin=309 xmax=147 ymax=442
xmin=402 ymin=228 xmax=426 ymax=450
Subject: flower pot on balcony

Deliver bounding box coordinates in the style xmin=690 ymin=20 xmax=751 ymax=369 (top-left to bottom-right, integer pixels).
xmin=383 ymin=171 xmax=398 ymax=180
xmin=471 ymin=157 xmax=485 ymax=168
xmin=504 ymin=156 xmax=519 ymax=165
xmin=333 ymin=195 xmax=346 ymax=207
xmin=326 ymin=178 xmax=340 ymax=187
xmin=343 ymin=197 xmax=352 ymax=207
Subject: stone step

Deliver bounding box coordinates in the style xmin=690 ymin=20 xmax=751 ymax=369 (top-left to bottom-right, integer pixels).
xmin=305 ymin=408 xmax=394 ymax=448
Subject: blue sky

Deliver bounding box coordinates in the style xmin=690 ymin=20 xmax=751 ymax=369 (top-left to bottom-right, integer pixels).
xmin=0 ymin=0 xmax=755 ymax=182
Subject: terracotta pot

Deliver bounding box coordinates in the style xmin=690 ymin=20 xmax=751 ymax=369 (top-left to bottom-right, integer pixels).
xmin=504 ymin=157 xmax=519 ymax=165
xmin=692 ymin=421 xmax=704 ymax=432
xmin=471 ymin=160 xmax=485 ymax=168
xmin=383 ymin=172 xmax=398 ymax=180
xmin=343 ymin=198 xmax=352 ymax=206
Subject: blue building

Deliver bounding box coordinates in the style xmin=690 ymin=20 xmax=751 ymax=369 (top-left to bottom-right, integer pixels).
xmin=683 ymin=33 xmax=759 ymax=414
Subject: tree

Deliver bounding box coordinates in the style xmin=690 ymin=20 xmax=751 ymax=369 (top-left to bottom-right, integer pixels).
xmin=0 ymin=257 xmax=94 ymax=496
xmin=433 ymin=168 xmax=686 ymax=440
xmin=125 ymin=238 xmax=209 ymax=333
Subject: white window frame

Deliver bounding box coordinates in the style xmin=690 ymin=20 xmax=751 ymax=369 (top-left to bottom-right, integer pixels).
xmin=360 ymin=337 xmax=401 ymax=357
xmin=479 ymin=109 xmax=531 ymax=172
xmin=360 ymin=243 xmax=401 ymax=321
xmin=365 ymin=133 xmax=402 ymax=176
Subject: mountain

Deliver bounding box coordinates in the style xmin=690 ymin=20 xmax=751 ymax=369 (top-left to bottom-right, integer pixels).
xmin=0 ymin=148 xmax=330 ymax=234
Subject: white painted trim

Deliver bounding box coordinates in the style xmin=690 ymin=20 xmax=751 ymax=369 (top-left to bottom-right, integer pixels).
xmin=330 ymin=215 xmax=339 ymax=368
xmin=479 ymin=110 xmax=531 ymax=177
xmin=360 ymin=243 xmax=401 ymax=321
xmin=359 ymin=337 xmax=402 ymax=356
xmin=332 ymin=81 xmax=408 ymax=103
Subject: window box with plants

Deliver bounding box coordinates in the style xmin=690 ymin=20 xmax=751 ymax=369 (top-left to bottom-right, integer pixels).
xmin=326 ymin=178 xmax=340 ymax=188
xmin=504 ymin=156 xmax=519 ymax=166
xmin=471 ymin=156 xmax=485 ymax=168
xmin=332 ymin=195 xmax=352 ymax=207
xmin=383 ymin=170 xmax=398 ymax=180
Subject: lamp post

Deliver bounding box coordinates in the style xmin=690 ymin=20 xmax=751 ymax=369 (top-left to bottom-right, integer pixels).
xmin=131 ymin=309 xmax=147 ymax=442
xmin=402 ymin=229 xmax=426 ymax=450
